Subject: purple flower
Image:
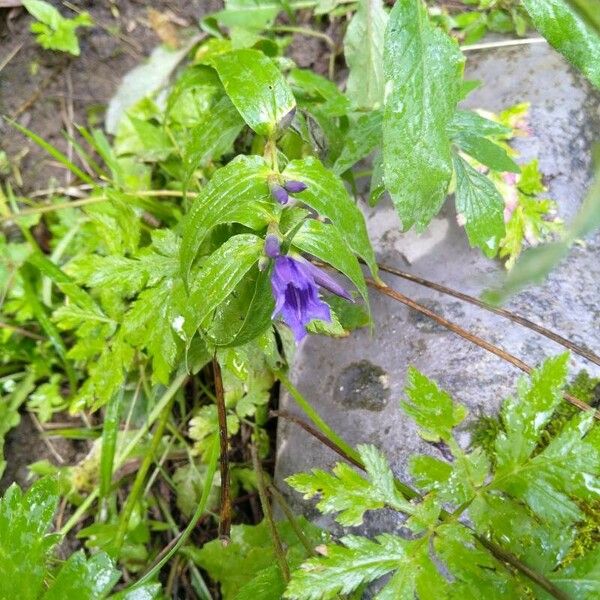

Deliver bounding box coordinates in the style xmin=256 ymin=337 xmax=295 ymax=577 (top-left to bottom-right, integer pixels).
xmin=270 ymin=254 xmax=351 ymax=342
xmin=284 ymin=180 xmax=307 ymax=194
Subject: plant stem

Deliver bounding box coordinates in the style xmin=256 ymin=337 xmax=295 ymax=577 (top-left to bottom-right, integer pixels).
xmin=367 ymin=278 xmax=596 ymax=418
xmin=213 ymin=357 xmax=232 ymax=543
xmin=375 ymin=261 xmax=600 ymax=367
xmin=271 ymin=409 xmax=364 ymax=470
xmin=461 ymin=37 xmax=546 ymax=52
xmin=132 ymin=435 xmax=220 ymax=588
xmin=268 ymin=484 xmax=315 ymax=556
xmin=276 ymin=370 xmax=363 ymax=465
xmin=115 ymin=388 xmax=177 ymax=550
xmin=251 ymin=443 xmax=290 ymax=582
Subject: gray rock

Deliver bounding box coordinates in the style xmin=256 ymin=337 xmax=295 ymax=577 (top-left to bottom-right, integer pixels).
xmin=275 ymin=41 xmax=600 ymax=534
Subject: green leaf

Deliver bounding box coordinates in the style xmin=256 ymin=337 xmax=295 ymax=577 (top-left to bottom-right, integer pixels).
xmin=291 ymin=219 xmax=368 ymax=305
xmin=0 ymin=479 xmax=59 ymax=600
xmin=494 ymin=354 xmax=569 ymax=472
xmin=288 ymin=68 xmax=351 ymax=117
xmin=383 ymin=0 xmax=464 ymax=230
xmin=282 ymin=157 xmax=377 ymax=276
xmin=284 ymin=534 xmax=408 ymax=600
xmin=109 ymin=584 xmax=163 ymax=600
xmin=453 ymin=154 xmax=506 ymax=257
xmin=523 ymin=0 xmax=600 ymax=89
xmin=183 ymin=95 xmax=245 ymax=176
xmin=43 ymin=551 xmax=120 ymax=600
xmin=448 ymin=110 xmax=512 ymax=138
xmin=344 ymin=0 xmax=388 ymax=109
xmin=190 ymin=518 xmax=322 ymax=599
xmin=286 ymin=444 xmax=410 ymax=526
xmin=213 ymin=0 xmax=280 ymax=31
xmin=402 ymin=366 xmax=467 ymax=442
xmin=99 ymin=388 xmax=124 ymax=499
xmin=208 ymin=268 xmax=275 ymax=347
xmin=332 ymin=110 xmax=382 ymax=175
xmin=183 ymin=234 xmax=264 ymax=340
xmin=23 ymin=0 xmax=91 ymax=56
xmin=453 ymin=132 xmax=520 ymax=173
xmin=551 ymin=546 xmax=600 ymax=598
xmin=209 ymin=49 xmax=296 ymax=136
xmin=180 ymin=155 xmax=276 ymax=281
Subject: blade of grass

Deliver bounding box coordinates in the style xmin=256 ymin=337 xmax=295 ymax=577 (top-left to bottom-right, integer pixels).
xmin=100 ymin=388 xmax=124 ymax=501
xmin=6 ymin=118 xmax=95 ymax=185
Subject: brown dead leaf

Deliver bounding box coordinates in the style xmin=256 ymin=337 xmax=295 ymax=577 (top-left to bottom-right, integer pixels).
xmin=148 ymin=8 xmax=181 ymax=49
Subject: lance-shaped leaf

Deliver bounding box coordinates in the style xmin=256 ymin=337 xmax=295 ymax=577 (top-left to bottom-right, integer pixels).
xmin=291 ymin=219 xmax=368 ymax=306
xmin=333 ymin=110 xmax=382 ymax=175
xmin=282 ymin=157 xmax=377 ymax=276
xmin=209 ymin=49 xmax=296 ymax=136
xmin=383 ymin=0 xmax=464 ymax=231
xmin=180 ymin=155 xmax=276 ymax=281
xmin=453 ymin=155 xmax=506 ymax=258
xmin=522 ymin=0 xmax=600 ymax=90
xmin=344 ymin=0 xmax=388 ymax=109
xmin=183 ymin=234 xmax=264 ymax=340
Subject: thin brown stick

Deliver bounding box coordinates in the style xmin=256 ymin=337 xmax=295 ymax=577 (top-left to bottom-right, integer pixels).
xmin=368 ymin=279 xmax=596 ymax=418
xmin=0 ymin=321 xmax=44 ymax=340
xmin=251 ymin=444 xmax=290 ymax=582
xmin=376 ymin=261 xmax=600 ymax=367
xmin=475 ymin=535 xmax=571 ymax=600
xmin=213 ymin=357 xmax=231 ymax=543
xmin=11 ymin=67 xmax=64 ymax=119
xmin=271 ymin=410 xmax=364 ymax=470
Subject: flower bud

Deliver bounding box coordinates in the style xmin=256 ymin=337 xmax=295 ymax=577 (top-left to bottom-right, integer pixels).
xmin=284 ymin=180 xmax=308 ymax=194
xmin=278 ymin=106 xmax=296 ymax=131
xmin=264 ymin=234 xmax=281 ymax=258
xmin=269 ymin=182 xmax=289 ymax=205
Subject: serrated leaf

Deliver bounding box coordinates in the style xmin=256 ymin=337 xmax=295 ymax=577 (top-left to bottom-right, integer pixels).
xmin=284 ymin=534 xmax=408 ymax=600
xmin=551 ymin=546 xmax=600 ymax=598
xmin=286 ymin=444 xmax=410 ymax=526
xmin=43 ymin=551 xmax=120 ymax=600
xmin=209 ymin=49 xmax=296 ymax=136
xmin=453 ymin=132 xmax=520 ymax=173
xmin=183 ymin=95 xmax=245 ymax=176
xmin=291 ymin=219 xmax=368 ymax=305
xmin=495 ymin=354 xmax=569 ymax=472
xmin=344 ymin=0 xmax=388 ymax=110
xmin=523 ymin=0 xmax=600 ymax=89
xmin=448 ymin=110 xmax=512 ymax=138
xmin=208 ymin=267 xmax=274 ymax=347
xmin=282 ymin=157 xmax=377 ymax=275
xmin=332 ymin=110 xmax=382 ymax=175
xmin=383 ymin=0 xmax=464 ymax=231
xmin=402 ymin=366 xmax=467 ymax=442
xmin=453 ymin=154 xmax=506 ymax=257
xmin=183 ymin=234 xmax=264 ymax=340
xmin=180 ymin=155 xmax=275 ymax=281
xmin=0 ymin=479 xmax=59 ymax=600
xmin=190 ymin=518 xmax=322 ymax=600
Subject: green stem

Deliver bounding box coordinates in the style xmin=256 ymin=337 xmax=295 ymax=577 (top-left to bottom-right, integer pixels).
xmin=269 ymin=484 xmax=315 ymax=556
xmin=59 ymin=372 xmax=188 ymax=536
xmin=276 ymin=370 xmax=362 ymax=466
xmin=132 ymin=435 xmax=220 ymax=588
xmin=115 ymin=390 xmax=177 ymax=550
